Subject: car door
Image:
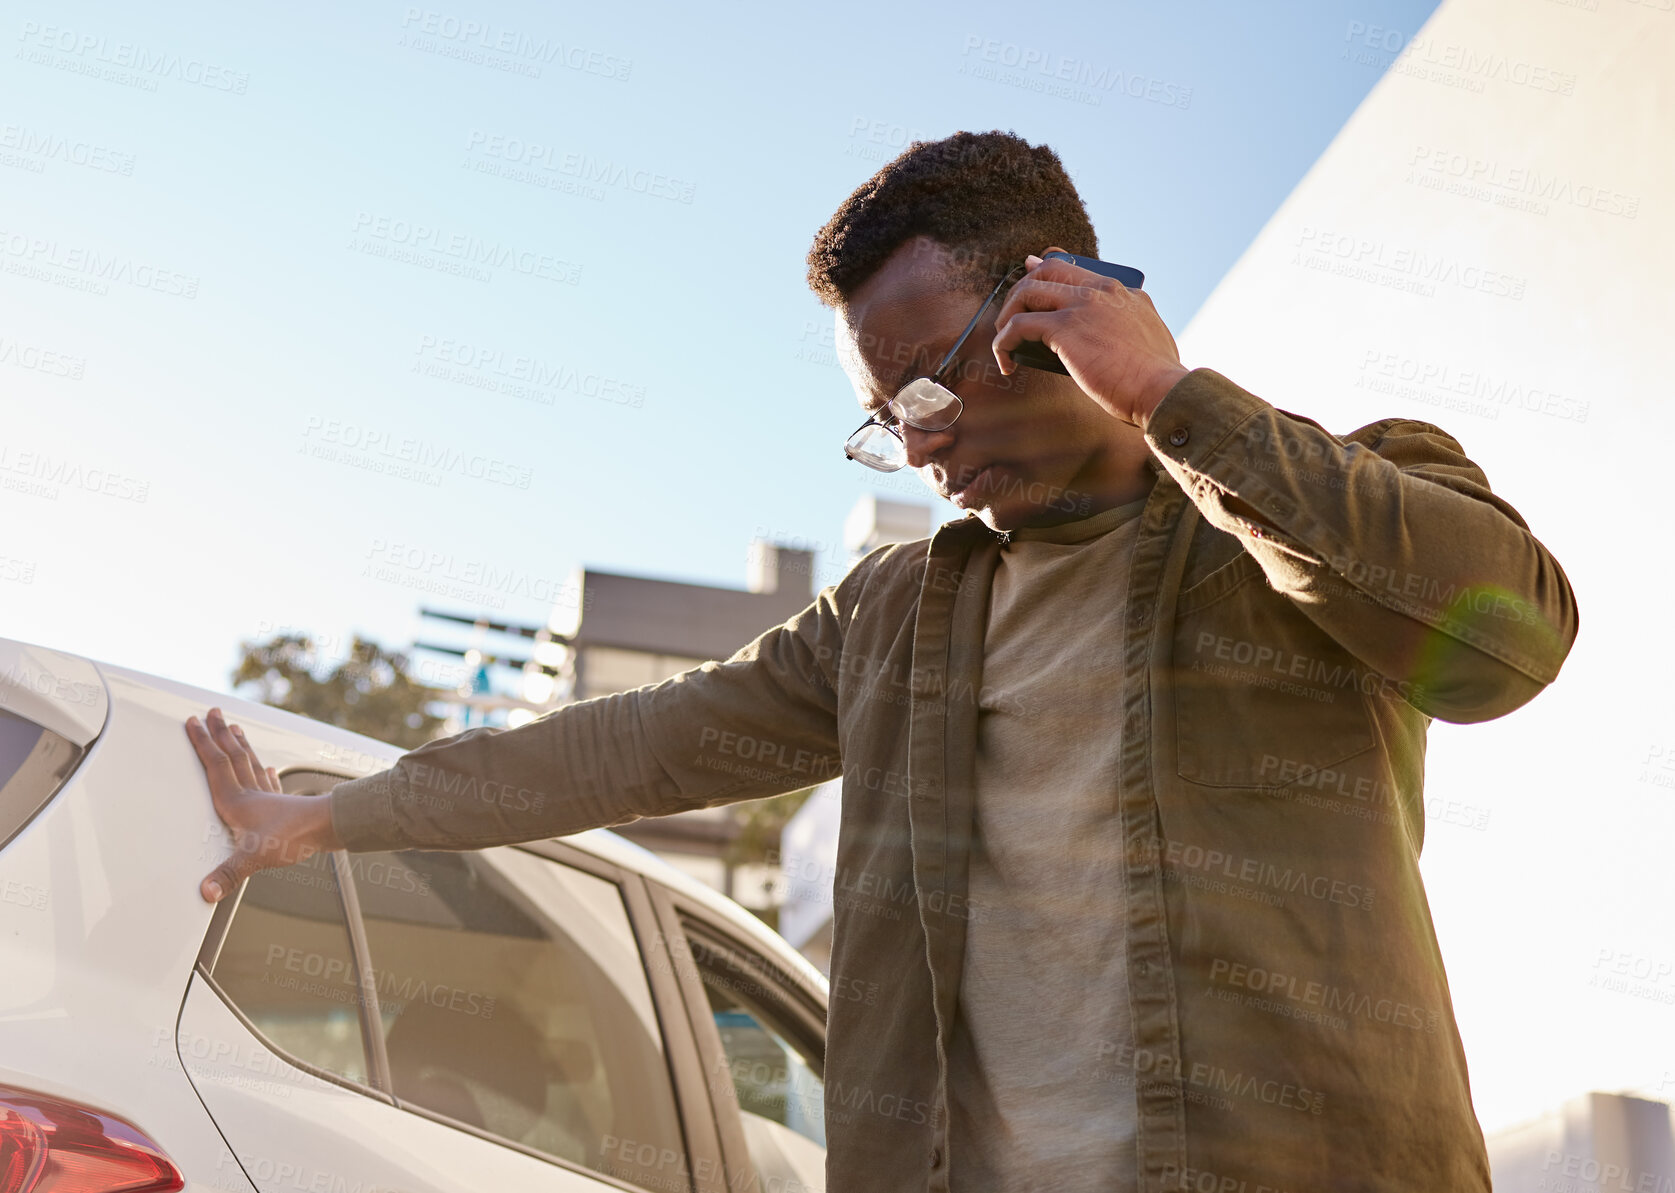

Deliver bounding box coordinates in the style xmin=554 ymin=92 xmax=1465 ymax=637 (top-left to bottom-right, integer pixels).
xmin=643 ymin=883 xmax=831 ymax=1193
xmin=179 ymin=769 xmax=722 ymax=1193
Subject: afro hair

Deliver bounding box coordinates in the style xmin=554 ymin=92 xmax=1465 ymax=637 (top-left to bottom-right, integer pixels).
xmin=806 ymin=130 xmax=1098 ymax=308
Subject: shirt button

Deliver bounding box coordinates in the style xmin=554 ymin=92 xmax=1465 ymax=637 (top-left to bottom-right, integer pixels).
xmin=930 ymin=1146 xmax=943 ymax=1168
xmin=1168 ymin=427 xmax=1190 ymax=447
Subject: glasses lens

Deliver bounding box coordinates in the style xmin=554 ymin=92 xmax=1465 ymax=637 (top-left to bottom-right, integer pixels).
xmin=891 ymin=378 xmax=962 ymax=431
xmin=844 ymin=423 xmax=906 ymax=472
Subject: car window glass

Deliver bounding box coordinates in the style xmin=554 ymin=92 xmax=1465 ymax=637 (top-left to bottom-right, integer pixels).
xmin=688 ymin=931 xmax=825 ymax=1159
xmin=210 ymin=848 xmax=369 ymax=1084
xmin=349 ymin=848 xmax=687 ymax=1191
xmin=0 ymin=708 xmax=84 ymax=853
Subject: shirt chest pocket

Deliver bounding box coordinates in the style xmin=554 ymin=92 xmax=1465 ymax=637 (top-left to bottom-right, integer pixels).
xmin=1170 ymin=553 xmax=1377 ymax=789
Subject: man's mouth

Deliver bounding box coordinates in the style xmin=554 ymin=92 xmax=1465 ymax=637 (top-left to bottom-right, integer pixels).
xmin=946 ymin=462 xmax=1002 ymax=507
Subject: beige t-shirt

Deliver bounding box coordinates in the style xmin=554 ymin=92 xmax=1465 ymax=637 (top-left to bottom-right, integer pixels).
xmin=946 ymin=497 xmax=1148 ymax=1192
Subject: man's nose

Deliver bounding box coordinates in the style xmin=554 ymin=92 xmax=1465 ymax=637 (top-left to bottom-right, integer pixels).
xmin=901 ymin=422 xmax=954 ymax=470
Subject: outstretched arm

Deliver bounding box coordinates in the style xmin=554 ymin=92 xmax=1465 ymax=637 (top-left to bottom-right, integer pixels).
xmin=189 ymin=564 xmax=862 ymax=900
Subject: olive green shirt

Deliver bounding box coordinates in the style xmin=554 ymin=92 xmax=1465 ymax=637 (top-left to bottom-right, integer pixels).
xmin=331 ymin=367 xmax=1579 ymax=1193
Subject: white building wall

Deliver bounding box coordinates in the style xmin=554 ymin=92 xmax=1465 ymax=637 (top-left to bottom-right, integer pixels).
xmin=1174 ymin=0 xmax=1675 ymax=1133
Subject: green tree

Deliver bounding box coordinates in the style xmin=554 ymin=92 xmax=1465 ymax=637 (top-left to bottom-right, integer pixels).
xmin=721 ymin=786 xmax=820 ymax=931
xmin=232 ymin=632 xmax=444 ymax=749
xmin=725 ymin=787 xmax=818 ymax=870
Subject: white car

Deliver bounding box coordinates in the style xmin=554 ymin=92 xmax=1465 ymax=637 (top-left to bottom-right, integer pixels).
xmin=0 ymin=636 xmax=829 ymax=1193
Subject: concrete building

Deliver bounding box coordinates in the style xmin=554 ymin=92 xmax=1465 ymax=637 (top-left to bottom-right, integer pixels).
xmin=1167 ymin=0 xmax=1674 ymax=1134
xmin=547 ymin=540 xmax=815 ymax=902
xmin=776 ymin=497 xmax=938 ymax=969
xmin=1487 ymin=1093 xmax=1674 ymax=1193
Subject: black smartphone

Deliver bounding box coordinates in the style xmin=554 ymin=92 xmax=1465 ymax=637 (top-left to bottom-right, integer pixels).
xmin=1008 ymin=251 xmax=1146 ymax=375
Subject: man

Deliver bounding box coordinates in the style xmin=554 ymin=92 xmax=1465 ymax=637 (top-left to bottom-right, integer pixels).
xmin=188 ymin=131 xmax=1577 ymax=1192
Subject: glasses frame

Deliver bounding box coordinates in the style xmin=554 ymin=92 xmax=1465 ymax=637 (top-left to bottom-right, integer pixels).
xmin=842 ymin=264 xmax=1025 ymax=472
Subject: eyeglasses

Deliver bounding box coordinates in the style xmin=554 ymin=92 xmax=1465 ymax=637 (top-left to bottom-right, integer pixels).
xmin=842 ymin=265 xmax=1023 ymax=473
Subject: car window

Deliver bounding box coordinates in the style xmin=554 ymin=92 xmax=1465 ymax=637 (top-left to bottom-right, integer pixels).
xmin=0 ymin=707 xmax=86 ymax=853
xmin=209 ymin=847 xmax=370 ymax=1084
xmin=349 ymin=848 xmax=688 ymax=1191
xmin=685 ymin=928 xmax=826 ymax=1186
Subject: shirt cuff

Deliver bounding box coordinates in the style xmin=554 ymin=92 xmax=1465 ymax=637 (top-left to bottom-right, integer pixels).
xmin=1140 ymin=367 xmax=1322 ymax=561
xmin=1142 ymin=366 xmax=1267 ymax=467
xmin=329 ymin=769 xmax=404 ymax=853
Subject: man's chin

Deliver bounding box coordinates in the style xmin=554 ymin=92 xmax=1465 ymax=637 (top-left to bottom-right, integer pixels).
xmin=973 ymin=501 xmax=1029 ymax=535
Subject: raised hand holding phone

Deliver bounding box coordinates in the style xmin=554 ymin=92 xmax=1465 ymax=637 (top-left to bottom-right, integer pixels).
xmin=992 ymin=247 xmax=1190 ymax=430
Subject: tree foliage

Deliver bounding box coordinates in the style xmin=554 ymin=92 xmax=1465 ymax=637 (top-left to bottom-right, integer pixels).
xmin=232 ymin=632 xmax=444 ymax=749
xmin=725 ymin=786 xmax=817 ymax=871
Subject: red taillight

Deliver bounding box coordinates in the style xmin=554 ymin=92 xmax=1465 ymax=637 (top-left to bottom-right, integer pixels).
xmin=0 ymin=1087 xmax=182 ymax=1193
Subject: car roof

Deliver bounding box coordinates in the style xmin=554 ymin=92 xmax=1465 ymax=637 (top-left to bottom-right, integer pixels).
xmin=3 ymin=634 xmax=828 ymax=998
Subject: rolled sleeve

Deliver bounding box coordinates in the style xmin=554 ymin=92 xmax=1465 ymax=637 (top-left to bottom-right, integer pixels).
xmin=328 ymin=770 xmax=403 ymax=853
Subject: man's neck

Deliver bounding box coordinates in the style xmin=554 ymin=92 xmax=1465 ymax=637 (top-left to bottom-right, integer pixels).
xmin=1002 ymin=441 xmax=1157 ymax=532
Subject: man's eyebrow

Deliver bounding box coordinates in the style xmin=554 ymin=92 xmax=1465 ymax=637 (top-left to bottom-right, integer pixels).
xmin=886 ymin=341 xmax=938 ymax=395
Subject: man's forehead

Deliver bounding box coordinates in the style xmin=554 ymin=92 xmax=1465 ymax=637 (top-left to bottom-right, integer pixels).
xmin=835 ymin=250 xmax=982 ymax=389
xmin=845 ymin=243 xmax=974 ymax=330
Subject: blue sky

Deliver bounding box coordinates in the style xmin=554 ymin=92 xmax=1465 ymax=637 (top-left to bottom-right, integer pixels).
xmin=3 ymin=0 xmax=1441 ymax=691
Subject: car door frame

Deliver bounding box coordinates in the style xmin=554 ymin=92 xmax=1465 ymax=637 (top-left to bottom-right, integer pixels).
xmin=641 ymin=880 xmax=829 ymax=1192
xmin=190 ymin=768 xmax=728 ymax=1193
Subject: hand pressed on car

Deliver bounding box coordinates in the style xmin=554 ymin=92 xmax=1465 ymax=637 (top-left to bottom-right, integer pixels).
xmin=185 ymin=707 xmax=343 ymax=903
